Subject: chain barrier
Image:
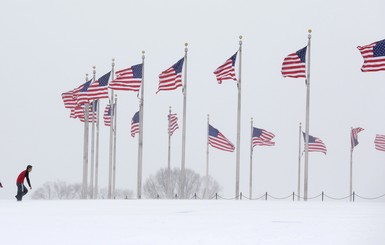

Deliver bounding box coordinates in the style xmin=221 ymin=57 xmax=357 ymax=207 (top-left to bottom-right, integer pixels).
xmin=152 ymin=192 xmax=385 ymax=201
xmin=355 ymin=193 xmax=385 ymax=200
xmin=292 ymin=193 xmax=322 ymax=200
xmin=267 ymin=193 xmax=293 ymax=200
xmin=251 ymin=194 xmax=267 ymax=200
xmin=324 ymin=193 xmax=351 ymax=200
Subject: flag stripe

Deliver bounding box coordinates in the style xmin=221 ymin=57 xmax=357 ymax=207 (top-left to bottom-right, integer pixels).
xmin=131 ymin=111 xmax=140 ymax=137
xmin=351 ymin=127 xmax=364 ymax=149
xmin=303 ymin=133 xmax=327 ymax=154
xmin=157 ymin=58 xmax=184 ymax=93
xmin=103 ymin=104 xmax=111 ymax=127
xmin=281 ymin=47 xmax=307 ymax=78
xmin=213 ymin=53 xmax=237 ymax=84
xmin=375 ymin=134 xmax=385 ymax=152
xmin=168 ymin=113 xmax=179 ymax=136
xmin=252 ymin=127 xmax=275 ymax=147
xmin=357 ymin=39 xmax=385 ymax=72
xmin=208 ymin=124 xmax=235 ymax=152
xmin=109 ymin=64 xmax=142 ymax=92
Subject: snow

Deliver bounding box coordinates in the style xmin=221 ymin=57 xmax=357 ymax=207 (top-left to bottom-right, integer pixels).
xmin=0 ymin=200 xmax=384 ymax=244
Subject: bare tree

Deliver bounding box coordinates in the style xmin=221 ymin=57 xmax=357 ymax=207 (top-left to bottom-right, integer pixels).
xmin=32 ymin=181 xmax=133 ymax=200
xmin=143 ymin=168 xmax=221 ymax=199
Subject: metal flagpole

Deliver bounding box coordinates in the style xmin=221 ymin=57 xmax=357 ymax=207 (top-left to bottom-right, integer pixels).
xmin=297 ymin=122 xmax=302 ymax=201
xmin=235 ymin=35 xmax=243 ymax=199
xmin=82 ymin=74 xmax=90 ymax=199
xmin=90 ymin=67 xmax=96 ymax=199
xmin=137 ymin=51 xmax=145 ymax=199
xmin=90 ymin=102 xmax=95 ymax=198
xmin=108 ymin=59 xmax=115 ymax=199
xmin=249 ymin=117 xmax=253 ymax=199
xmin=204 ymin=114 xmax=210 ymax=199
xmin=112 ymin=95 xmax=118 ymax=198
xmin=181 ymin=43 xmax=188 ymax=199
xmin=349 ymin=127 xmax=353 ymax=202
xmin=167 ymin=106 xmax=172 ymax=198
xmin=303 ymin=29 xmax=312 ymax=201
xmin=94 ymin=100 xmax=100 ymax=199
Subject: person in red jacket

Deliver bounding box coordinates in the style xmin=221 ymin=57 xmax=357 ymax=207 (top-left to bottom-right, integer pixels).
xmin=15 ymin=165 xmax=32 ymax=201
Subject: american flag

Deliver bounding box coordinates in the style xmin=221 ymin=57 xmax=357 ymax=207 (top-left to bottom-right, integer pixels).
xmin=109 ymin=64 xmax=143 ymax=92
xmin=157 ymin=58 xmax=184 ymax=93
xmin=76 ymin=79 xmax=93 ymax=105
xmin=87 ymin=72 xmax=111 ymax=101
xmin=351 ymin=127 xmax=364 ymax=150
xmin=103 ymin=104 xmax=112 ymax=127
xmin=252 ymin=127 xmax=275 ymax=147
xmin=62 ymin=91 xmax=75 ymax=109
xmin=213 ymin=52 xmax=237 ymax=84
xmin=374 ymin=134 xmax=385 ymax=152
xmin=131 ymin=111 xmax=140 ymax=137
xmin=303 ymin=133 xmax=327 ymax=154
xmin=168 ymin=113 xmax=179 ymax=136
xmin=62 ymin=83 xmax=87 ymax=110
xmin=71 ymin=103 xmax=97 ymax=123
xmin=281 ymin=46 xmax=307 ymax=78
xmin=357 ymin=39 xmax=385 ymax=72
xmin=208 ymin=124 xmax=235 ymax=152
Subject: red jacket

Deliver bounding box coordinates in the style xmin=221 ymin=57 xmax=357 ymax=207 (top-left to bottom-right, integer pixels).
xmin=16 ymin=170 xmax=31 ymax=187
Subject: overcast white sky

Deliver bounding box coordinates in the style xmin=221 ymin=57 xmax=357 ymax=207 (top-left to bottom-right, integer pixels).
xmin=1 ymin=0 xmax=385 ymax=199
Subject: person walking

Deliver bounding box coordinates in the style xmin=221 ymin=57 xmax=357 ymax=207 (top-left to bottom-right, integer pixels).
xmin=16 ymin=165 xmax=32 ymax=201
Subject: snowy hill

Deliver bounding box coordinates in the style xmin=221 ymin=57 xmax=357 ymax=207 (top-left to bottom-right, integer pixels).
xmin=1 ymin=200 xmax=384 ymax=244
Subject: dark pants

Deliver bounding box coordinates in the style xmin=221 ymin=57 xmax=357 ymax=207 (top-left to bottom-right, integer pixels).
xmin=16 ymin=184 xmax=28 ymax=201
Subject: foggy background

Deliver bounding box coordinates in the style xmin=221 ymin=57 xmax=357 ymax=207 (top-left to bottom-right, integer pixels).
xmin=1 ymin=0 xmax=385 ymax=199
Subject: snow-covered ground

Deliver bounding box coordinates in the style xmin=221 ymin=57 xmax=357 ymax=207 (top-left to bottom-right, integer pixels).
xmin=0 ymin=200 xmax=384 ymax=244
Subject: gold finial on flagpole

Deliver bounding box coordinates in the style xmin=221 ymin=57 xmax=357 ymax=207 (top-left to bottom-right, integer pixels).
xmin=239 ymin=35 xmax=243 ymax=45
xmin=308 ymin=29 xmax=312 ymax=33
xmin=93 ymin=66 xmax=96 ymax=75
xmin=308 ymin=29 xmax=312 ymax=39
xmin=185 ymin=42 xmax=188 ymax=52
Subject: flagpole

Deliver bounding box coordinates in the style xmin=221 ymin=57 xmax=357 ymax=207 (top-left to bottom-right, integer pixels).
xmin=90 ymin=102 xmax=95 ymax=198
xmin=167 ymin=106 xmax=172 ymax=198
xmin=137 ymin=51 xmax=145 ymax=199
xmin=235 ymin=35 xmax=243 ymax=199
xmin=249 ymin=117 xmax=253 ymax=199
xmin=108 ymin=59 xmax=115 ymax=199
xmin=297 ymin=122 xmax=302 ymax=201
xmin=82 ymin=73 xmax=90 ymax=199
xmin=303 ymin=29 xmax=312 ymax=201
xmin=112 ymin=95 xmax=118 ymax=198
xmin=204 ymin=114 xmax=210 ymax=199
xmin=90 ymin=66 xmax=96 ymax=199
xmin=94 ymin=100 xmax=100 ymax=199
xmin=350 ymin=127 xmax=353 ymax=202
xmin=181 ymin=43 xmax=188 ymax=198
